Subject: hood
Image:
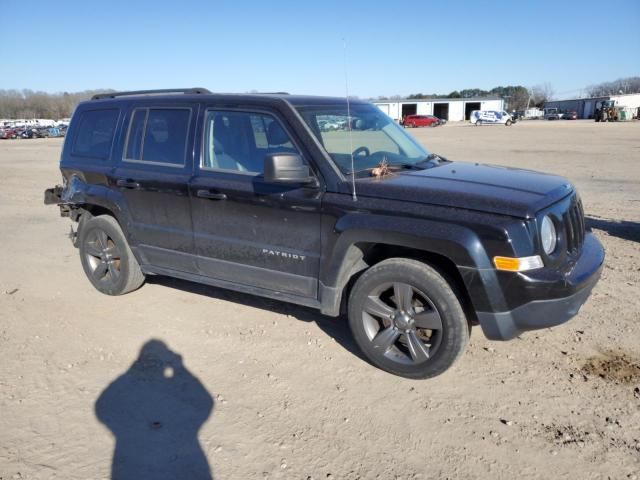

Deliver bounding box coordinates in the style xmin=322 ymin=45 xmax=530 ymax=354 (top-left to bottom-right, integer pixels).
xmin=353 ymin=161 xmax=573 ymax=218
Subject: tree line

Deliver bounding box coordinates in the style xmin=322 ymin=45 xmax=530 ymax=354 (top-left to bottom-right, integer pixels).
xmin=0 ymin=89 xmax=114 ymax=120
xmin=1 ymin=77 xmax=638 ymax=120
xmin=586 ymin=76 xmax=640 ymax=97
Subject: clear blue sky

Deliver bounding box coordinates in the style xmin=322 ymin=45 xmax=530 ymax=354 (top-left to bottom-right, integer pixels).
xmin=2 ymin=0 xmax=638 ymax=99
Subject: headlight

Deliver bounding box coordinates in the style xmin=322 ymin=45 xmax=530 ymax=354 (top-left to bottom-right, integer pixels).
xmin=541 ymin=215 xmax=557 ymax=255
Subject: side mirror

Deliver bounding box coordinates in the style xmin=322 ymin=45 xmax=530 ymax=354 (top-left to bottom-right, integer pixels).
xmin=264 ymin=153 xmax=315 ymax=184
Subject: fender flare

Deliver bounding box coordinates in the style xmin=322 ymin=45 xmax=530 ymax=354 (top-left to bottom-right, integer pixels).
xmin=318 ymin=213 xmax=501 ymax=316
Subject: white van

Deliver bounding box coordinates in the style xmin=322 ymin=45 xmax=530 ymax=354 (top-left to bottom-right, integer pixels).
xmin=470 ymin=110 xmax=513 ymax=126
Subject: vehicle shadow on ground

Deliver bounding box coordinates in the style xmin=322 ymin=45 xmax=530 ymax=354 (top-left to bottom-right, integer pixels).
xmin=585 ymin=216 xmax=640 ymax=243
xmin=95 ymin=339 xmax=214 ymax=480
xmin=146 ymin=276 xmax=365 ymax=362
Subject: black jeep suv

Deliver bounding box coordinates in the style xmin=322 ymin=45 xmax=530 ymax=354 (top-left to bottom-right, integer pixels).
xmin=45 ymin=88 xmax=604 ymax=379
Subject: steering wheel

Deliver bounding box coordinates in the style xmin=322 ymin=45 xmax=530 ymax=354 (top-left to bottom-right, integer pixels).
xmin=352 ymin=146 xmax=370 ymax=157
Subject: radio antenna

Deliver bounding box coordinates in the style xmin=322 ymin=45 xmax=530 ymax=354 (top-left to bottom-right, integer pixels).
xmin=343 ymin=38 xmax=357 ymax=201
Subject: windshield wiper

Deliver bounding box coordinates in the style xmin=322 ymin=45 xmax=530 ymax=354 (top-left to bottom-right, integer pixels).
xmin=388 ymin=162 xmax=425 ymax=170
xmin=415 ymin=153 xmax=448 ymax=167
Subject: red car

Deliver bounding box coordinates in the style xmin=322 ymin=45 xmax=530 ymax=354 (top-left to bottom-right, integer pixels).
xmin=564 ymin=111 xmax=577 ymax=120
xmin=402 ymin=114 xmax=440 ymax=128
xmin=0 ymin=128 xmax=17 ymax=139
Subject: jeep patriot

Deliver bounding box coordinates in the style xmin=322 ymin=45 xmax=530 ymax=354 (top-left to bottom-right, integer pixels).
xmin=45 ymin=88 xmax=605 ymax=378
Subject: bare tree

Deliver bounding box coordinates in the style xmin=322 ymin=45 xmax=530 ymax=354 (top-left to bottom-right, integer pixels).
xmin=530 ymin=83 xmax=555 ymax=108
xmin=586 ymin=77 xmax=640 ymax=97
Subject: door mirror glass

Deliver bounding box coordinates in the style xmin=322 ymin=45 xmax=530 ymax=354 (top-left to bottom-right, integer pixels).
xmin=264 ymin=153 xmax=314 ymax=184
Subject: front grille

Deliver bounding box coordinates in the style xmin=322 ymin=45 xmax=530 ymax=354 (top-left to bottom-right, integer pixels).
xmin=563 ymin=196 xmax=585 ymax=253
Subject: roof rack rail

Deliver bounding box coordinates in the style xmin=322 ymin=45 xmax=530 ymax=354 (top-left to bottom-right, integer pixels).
xmin=91 ymin=88 xmax=212 ymax=100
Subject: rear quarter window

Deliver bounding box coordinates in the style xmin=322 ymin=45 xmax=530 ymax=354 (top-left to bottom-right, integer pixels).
xmin=71 ymin=109 xmax=119 ymax=159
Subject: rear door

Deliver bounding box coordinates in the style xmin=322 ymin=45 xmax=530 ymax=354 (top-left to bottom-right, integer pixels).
xmin=189 ymin=107 xmax=322 ymax=299
xmin=112 ymin=104 xmax=198 ymax=273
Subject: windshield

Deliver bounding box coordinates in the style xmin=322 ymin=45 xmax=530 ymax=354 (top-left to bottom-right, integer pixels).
xmin=296 ymin=103 xmax=431 ymax=174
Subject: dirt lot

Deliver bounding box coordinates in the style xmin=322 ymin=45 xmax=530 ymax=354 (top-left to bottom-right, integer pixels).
xmin=1 ymin=120 xmax=639 ymax=479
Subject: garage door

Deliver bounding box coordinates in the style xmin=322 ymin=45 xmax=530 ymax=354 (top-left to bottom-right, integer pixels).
xmin=377 ymin=104 xmax=390 ymax=115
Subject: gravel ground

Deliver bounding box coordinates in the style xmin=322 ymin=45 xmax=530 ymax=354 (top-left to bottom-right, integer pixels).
xmin=1 ymin=120 xmax=639 ymax=479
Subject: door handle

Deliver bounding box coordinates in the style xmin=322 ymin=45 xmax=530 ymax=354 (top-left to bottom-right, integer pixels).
xmin=116 ymin=179 xmax=141 ymax=189
xmin=196 ymin=189 xmax=227 ymax=200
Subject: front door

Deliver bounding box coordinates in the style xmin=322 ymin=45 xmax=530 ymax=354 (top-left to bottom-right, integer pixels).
xmin=189 ymin=108 xmax=322 ymax=299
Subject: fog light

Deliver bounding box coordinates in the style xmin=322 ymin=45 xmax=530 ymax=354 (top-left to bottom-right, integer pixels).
xmin=493 ymin=255 xmax=544 ymax=272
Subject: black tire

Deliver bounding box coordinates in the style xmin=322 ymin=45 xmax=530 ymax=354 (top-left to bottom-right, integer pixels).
xmin=78 ymin=215 xmax=145 ymax=295
xmin=347 ymin=258 xmax=469 ymax=379
xmin=505 ymin=119 xmax=512 ymax=126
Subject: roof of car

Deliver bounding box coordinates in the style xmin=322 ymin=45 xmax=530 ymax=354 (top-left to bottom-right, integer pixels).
xmin=87 ymin=89 xmax=368 ymax=108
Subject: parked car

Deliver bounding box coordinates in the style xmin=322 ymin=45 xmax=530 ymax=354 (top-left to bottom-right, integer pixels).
xmin=19 ymin=128 xmax=47 ymax=139
xmin=402 ymin=114 xmax=440 ymax=128
xmin=34 ymin=127 xmax=50 ymax=138
xmin=44 ymin=88 xmax=604 ymax=379
xmin=19 ymin=129 xmax=35 ymax=139
xmin=428 ymin=115 xmax=446 ymax=126
xmin=544 ymin=108 xmax=560 ymax=120
xmin=470 ymin=110 xmax=513 ymax=126
xmin=564 ymin=111 xmax=578 ymax=120
xmin=0 ymin=128 xmax=17 ymax=139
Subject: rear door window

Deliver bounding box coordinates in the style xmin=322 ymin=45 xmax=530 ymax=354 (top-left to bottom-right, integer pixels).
xmin=124 ymin=107 xmax=191 ymax=166
xmin=72 ymin=109 xmax=119 ymax=159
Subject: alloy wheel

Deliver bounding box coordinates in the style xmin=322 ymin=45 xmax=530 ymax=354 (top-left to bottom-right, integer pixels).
xmin=361 ymin=282 xmax=443 ymax=365
xmin=84 ymin=229 xmax=122 ymax=283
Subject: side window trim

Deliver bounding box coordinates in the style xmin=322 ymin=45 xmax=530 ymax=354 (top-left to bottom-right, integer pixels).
xmin=123 ymin=107 xmax=149 ymax=162
xmin=199 ymin=107 xmax=304 ymax=175
xmin=121 ymin=106 xmax=192 ymax=168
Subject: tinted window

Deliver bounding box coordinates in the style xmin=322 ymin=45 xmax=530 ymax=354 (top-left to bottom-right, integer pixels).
xmin=124 ymin=108 xmax=190 ymax=165
xmin=72 ymin=109 xmax=119 ymax=159
xmin=202 ymin=111 xmax=298 ymax=173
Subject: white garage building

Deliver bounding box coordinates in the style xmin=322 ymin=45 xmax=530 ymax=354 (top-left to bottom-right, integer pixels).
xmin=374 ymin=96 xmax=505 ymax=123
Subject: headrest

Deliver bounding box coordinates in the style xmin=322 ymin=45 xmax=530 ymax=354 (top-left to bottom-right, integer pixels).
xmin=266 ymin=121 xmax=289 ymax=146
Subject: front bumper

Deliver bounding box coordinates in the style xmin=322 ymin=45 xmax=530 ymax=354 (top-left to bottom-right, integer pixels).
xmin=476 ymin=232 xmax=604 ymax=340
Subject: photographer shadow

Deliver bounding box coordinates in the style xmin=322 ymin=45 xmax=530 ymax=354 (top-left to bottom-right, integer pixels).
xmin=95 ymin=340 xmax=214 ymax=480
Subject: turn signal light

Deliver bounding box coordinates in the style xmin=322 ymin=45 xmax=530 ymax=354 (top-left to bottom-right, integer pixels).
xmin=493 ymin=255 xmax=543 ymax=272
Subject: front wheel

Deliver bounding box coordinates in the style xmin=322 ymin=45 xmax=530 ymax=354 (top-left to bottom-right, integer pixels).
xmin=505 ymin=119 xmax=512 ymax=126
xmin=78 ymin=215 xmax=145 ymax=295
xmin=348 ymin=258 xmax=469 ymax=379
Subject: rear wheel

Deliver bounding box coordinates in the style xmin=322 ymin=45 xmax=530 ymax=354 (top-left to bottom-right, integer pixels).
xmin=78 ymin=215 xmax=145 ymax=295
xmin=348 ymin=258 xmax=469 ymax=379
